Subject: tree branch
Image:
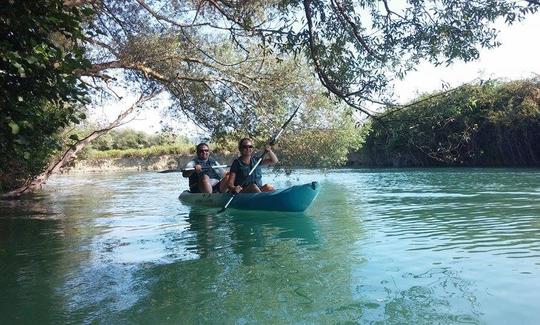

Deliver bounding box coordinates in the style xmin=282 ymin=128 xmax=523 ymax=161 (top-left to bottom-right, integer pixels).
xmin=1 ymin=89 xmax=162 ymax=199
xmin=135 ymin=0 xmax=210 ymax=28
xmin=303 ymin=0 xmax=374 ymax=118
xmin=331 ymin=0 xmax=381 ymax=60
xmin=63 ymin=0 xmax=96 ymax=7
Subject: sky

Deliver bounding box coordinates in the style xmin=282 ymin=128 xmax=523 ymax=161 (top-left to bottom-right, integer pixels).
xmin=90 ymin=13 xmax=540 ymax=135
xmin=394 ymin=14 xmax=540 ymax=103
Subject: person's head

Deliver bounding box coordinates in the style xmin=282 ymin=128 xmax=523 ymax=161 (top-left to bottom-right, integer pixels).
xmin=196 ymin=143 xmax=210 ymax=160
xmin=238 ymin=138 xmax=254 ymax=156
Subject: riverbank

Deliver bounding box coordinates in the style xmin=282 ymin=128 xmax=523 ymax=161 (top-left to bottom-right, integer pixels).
xmin=68 ymin=154 xmax=236 ymax=172
xmin=66 ymin=152 xmax=384 ymax=173
xmin=65 ymin=151 xmax=540 ymax=173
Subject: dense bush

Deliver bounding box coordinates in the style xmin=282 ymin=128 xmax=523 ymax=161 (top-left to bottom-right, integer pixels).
xmin=360 ymin=78 xmax=540 ymax=167
xmin=277 ymin=122 xmax=366 ymax=169
xmin=210 ymin=106 xmax=367 ymax=169
xmin=88 ymin=144 xmax=193 ymax=159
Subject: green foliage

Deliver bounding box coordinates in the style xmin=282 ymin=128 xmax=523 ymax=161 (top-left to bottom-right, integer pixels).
xmin=85 ymin=0 xmax=539 ymax=170
xmin=88 ymin=128 xmax=190 ymax=151
xmin=272 ymin=99 xmax=367 ymax=169
xmin=277 ymin=116 xmax=366 ymax=169
xmin=245 ymin=0 xmax=537 ymax=106
xmin=212 ymin=85 xmax=367 ymax=169
xmin=361 ymin=79 xmax=540 ymax=166
xmin=70 ymin=126 xmax=193 ymax=160
xmin=0 ymin=1 xmax=90 ymax=191
xmin=3 ymin=0 xmax=539 ymax=193
xmin=86 ymin=143 xmax=193 ymax=160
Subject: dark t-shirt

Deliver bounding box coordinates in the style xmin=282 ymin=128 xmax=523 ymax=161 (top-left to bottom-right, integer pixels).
xmin=230 ymin=156 xmax=262 ymax=187
xmin=187 ymin=157 xmax=222 ymax=190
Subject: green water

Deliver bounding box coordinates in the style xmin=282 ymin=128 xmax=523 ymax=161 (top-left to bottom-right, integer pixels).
xmin=1 ymin=169 xmax=539 ymax=324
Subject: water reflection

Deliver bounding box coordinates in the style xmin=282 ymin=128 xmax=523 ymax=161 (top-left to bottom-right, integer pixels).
xmin=183 ymin=208 xmax=319 ymax=262
xmin=227 ymin=210 xmax=319 ymax=265
xmin=116 ymin=205 xmax=357 ymax=323
xmin=0 ymin=197 xmax=74 ymax=324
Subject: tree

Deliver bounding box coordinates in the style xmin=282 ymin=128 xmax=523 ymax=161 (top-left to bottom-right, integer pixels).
xmin=0 ymin=1 xmax=90 ymax=192
xmin=77 ymin=0 xmax=539 ymax=162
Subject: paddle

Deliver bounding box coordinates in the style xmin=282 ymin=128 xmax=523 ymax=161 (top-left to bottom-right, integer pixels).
xmin=158 ymin=164 xmax=229 ymax=173
xmin=218 ymin=105 xmax=301 ymax=213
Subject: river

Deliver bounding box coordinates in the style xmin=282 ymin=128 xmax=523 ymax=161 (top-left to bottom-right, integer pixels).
xmin=1 ymin=168 xmax=539 ymax=324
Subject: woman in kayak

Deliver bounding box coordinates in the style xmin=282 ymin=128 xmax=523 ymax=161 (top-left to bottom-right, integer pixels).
xmin=227 ymin=138 xmax=278 ymax=193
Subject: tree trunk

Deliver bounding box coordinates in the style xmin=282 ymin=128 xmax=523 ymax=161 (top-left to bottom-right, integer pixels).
xmin=1 ymin=91 xmax=159 ymax=199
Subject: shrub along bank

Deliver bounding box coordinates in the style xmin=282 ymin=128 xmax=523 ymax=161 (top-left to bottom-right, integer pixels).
xmin=359 ymin=78 xmax=540 ymax=167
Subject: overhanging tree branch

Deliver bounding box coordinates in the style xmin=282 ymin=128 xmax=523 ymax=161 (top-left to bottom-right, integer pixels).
xmin=2 ymin=89 xmax=162 ymax=199
xmin=331 ymin=0 xmax=381 ymax=59
xmin=303 ymin=0 xmax=374 ymax=118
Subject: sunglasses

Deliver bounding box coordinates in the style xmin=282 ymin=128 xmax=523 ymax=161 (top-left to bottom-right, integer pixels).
xmin=198 ymin=149 xmax=209 ymax=153
xmin=241 ymin=145 xmax=253 ymax=149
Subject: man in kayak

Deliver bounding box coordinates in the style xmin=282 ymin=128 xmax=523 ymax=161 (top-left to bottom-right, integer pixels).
xmin=227 ymin=138 xmax=278 ymax=193
xmin=183 ymin=143 xmax=227 ymax=193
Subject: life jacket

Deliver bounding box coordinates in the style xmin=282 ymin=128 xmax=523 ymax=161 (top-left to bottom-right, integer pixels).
xmin=232 ymin=156 xmax=263 ymax=187
xmin=188 ymin=157 xmax=220 ymax=189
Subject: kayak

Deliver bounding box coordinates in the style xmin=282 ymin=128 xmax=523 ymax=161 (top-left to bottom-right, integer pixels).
xmin=178 ymin=181 xmax=320 ymax=212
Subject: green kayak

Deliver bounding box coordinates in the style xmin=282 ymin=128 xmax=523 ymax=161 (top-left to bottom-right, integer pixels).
xmin=178 ymin=181 xmax=320 ymax=212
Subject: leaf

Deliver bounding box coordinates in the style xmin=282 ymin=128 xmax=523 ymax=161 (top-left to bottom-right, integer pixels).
xmin=9 ymin=121 xmax=20 ymax=135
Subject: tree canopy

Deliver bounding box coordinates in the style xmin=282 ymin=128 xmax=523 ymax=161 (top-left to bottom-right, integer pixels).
xmin=0 ymin=1 xmax=90 ymax=191
xmin=83 ymin=0 xmax=539 ymax=120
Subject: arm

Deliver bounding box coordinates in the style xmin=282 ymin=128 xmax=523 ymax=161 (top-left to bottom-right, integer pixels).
xmin=182 ymin=161 xmax=201 ymax=178
xmin=227 ymin=160 xmax=243 ymax=193
xmin=262 ymin=145 xmax=278 ymax=165
xmin=227 ymin=172 xmax=237 ymax=192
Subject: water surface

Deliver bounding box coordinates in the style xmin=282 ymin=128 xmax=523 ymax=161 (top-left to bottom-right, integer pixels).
xmin=1 ymin=169 xmax=539 ymax=324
